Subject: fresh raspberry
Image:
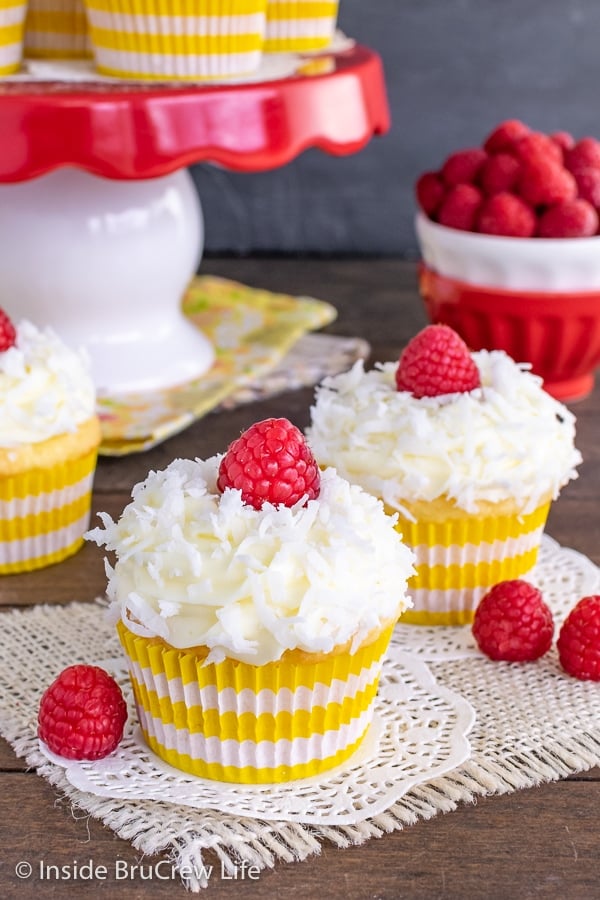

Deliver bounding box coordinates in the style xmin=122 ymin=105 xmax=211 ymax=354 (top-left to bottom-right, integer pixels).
xmin=477 ymin=192 xmax=536 ymax=237
xmin=514 ymin=131 xmax=563 ymax=166
xmin=441 ymin=148 xmax=487 ymax=186
xmin=479 ymin=153 xmax=522 ymax=195
xmin=537 ymin=199 xmax=599 ymax=238
xmin=0 ymin=308 xmax=16 ymax=352
xmin=565 ymin=137 xmax=600 ymax=174
xmin=472 ymin=580 xmax=554 ymax=662
xmin=518 ymin=157 xmax=577 ymax=207
xmin=572 ymin=167 xmax=600 ymax=207
xmin=550 ymin=131 xmax=575 ymax=156
xmin=38 ymin=665 xmax=127 ymax=760
xmin=437 ymin=184 xmax=483 ymax=231
xmin=217 ymin=417 xmax=320 ymax=510
xmin=395 ymin=324 xmax=481 ymax=398
xmin=557 ymin=596 xmax=600 ymax=680
xmin=483 ymin=119 xmax=530 ymax=154
xmin=415 ymin=171 xmax=446 ymax=217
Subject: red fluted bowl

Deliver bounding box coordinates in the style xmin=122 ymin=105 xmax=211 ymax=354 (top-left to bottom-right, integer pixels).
xmin=415 ymin=213 xmax=600 ymax=401
xmin=419 ymin=265 xmax=600 ymax=400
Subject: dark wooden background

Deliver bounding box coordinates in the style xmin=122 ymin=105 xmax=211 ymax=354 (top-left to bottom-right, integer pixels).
xmin=194 ymin=0 xmax=600 ymax=256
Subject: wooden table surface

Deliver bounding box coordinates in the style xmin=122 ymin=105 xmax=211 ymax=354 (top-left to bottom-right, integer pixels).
xmin=1 ymin=258 xmax=599 ymax=900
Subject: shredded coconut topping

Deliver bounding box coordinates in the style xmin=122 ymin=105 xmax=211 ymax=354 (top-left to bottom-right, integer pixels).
xmin=306 ymin=351 xmax=582 ymax=514
xmin=86 ymin=460 xmax=415 ymax=665
xmin=0 ymin=320 xmax=96 ymax=447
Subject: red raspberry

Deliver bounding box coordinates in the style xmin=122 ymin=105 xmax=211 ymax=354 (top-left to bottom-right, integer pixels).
xmin=550 ymin=131 xmax=575 ymax=156
xmin=537 ymin=199 xmax=599 ymax=238
xmin=441 ymin=148 xmax=487 ymax=186
xmin=395 ymin=324 xmax=481 ymax=398
xmin=479 ymin=153 xmax=522 ymax=195
xmin=557 ymin=596 xmax=600 ymax=680
xmin=518 ymin=157 xmax=577 ymax=207
xmin=0 ymin=308 xmax=16 ymax=352
xmin=472 ymin=580 xmax=554 ymax=662
xmin=217 ymin=417 xmax=320 ymax=510
xmin=572 ymin=167 xmax=600 ymax=207
xmin=514 ymin=131 xmax=563 ymax=166
xmin=38 ymin=665 xmax=127 ymax=760
xmin=483 ymin=119 xmax=530 ymax=154
xmin=565 ymin=137 xmax=600 ymax=174
xmin=477 ymin=192 xmax=536 ymax=237
xmin=437 ymin=184 xmax=483 ymax=231
xmin=415 ymin=171 xmax=446 ymax=217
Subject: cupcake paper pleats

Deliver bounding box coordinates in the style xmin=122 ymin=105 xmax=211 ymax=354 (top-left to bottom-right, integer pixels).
xmin=0 ymin=447 xmax=98 ymax=574
xmin=264 ymin=0 xmax=338 ymax=52
xmin=396 ymin=502 xmax=551 ymax=626
xmin=0 ymin=1 xmax=26 ymax=74
xmin=25 ymin=0 xmax=91 ymax=59
xmin=84 ymin=0 xmax=268 ymax=80
xmin=118 ymin=621 xmax=395 ymax=783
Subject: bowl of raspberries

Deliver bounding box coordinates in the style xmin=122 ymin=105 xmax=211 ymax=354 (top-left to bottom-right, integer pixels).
xmin=415 ymin=119 xmax=600 ymax=401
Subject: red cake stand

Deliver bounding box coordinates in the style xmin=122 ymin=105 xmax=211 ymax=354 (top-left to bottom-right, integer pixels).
xmin=0 ymin=45 xmax=389 ymax=394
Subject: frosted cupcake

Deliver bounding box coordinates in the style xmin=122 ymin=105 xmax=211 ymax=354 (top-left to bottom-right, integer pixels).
xmin=25 ymin=0 xmax=91 ymax=59
xmin=0 ymin=0 xmax=26 ymax=74
xmin=307 ymin=325 xmax=581 ymax=626
xmin=264 ymin=0 xmax=339 ymax=52
xmin=87 ymin=417 xmax=414 ymax=783
xmin=84 ymin=0 xmax=268 ymax=80
xmin=0 ymin=309 xmax=101 ymax=574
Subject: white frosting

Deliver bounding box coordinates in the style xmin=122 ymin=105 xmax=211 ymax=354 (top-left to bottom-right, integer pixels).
xmin=86 ymin=459 xmax=415 ymax=665
xmin=306 ymin=351 xmax=582 ymax=515
xmin=0 ymin=320 xmax=96 ymax=447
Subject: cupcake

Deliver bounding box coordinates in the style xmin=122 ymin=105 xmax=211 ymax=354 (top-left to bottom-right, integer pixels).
xmin=307 ymin=325 xmax=582 ymax=626
xmin=84 ymin=0 xmax=268 ymax=81
xmin=415 ymin=120 xmax=600 ymax=401
xmin=264 ymin=0 xmax=339 ymax=52
xmin=0 ymin=309 xmax=101 ymax=575
xmin=25 ymin=0 xmax=91 ymax=59
xmin=87 ymin=418 xmax=414 ymax=783
xmin=0 ymin=0 xmax=26 ymax=74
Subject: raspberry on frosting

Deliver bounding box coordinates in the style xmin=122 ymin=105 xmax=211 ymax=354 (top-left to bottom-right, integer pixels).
xmin=217 ymin=417 xmax=320 ymax=510
xmin=395 ymin=324 xmax=481 ymax=398
xmin=0 ymin=308 xmax=16 ymax=352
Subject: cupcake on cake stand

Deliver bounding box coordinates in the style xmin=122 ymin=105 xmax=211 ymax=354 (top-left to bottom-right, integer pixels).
xmin=0 ymin=43 xmax=389 ymax=395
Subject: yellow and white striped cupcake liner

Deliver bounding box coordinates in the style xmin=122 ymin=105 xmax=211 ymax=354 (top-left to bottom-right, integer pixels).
xmin=0 ymin=1 xmax=26 ymax=74
xmin=118 ymin=621 xmax=395 ymax=783
xmin=396 ymin=502 xmax=550 ymax=626
xmin=25 ymin=0 xmax=91 ymax=59
xmin=84 ymin=0 xmax=268 ymax=80
xmin=264 ymin=0 xmax=338 ymax=52
xmin=0 ymin=447 xmax=98 ymax=574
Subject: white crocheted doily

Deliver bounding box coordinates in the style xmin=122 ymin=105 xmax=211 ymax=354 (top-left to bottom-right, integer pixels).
xmin=39 ymin=647 xmax=475 ymax=826
xmin=393 ymin=534 xmax=600 ymax=661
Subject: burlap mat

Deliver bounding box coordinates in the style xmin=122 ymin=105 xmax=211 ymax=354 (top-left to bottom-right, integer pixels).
xmin=1 ymin=536 xmax=600 ymax=891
